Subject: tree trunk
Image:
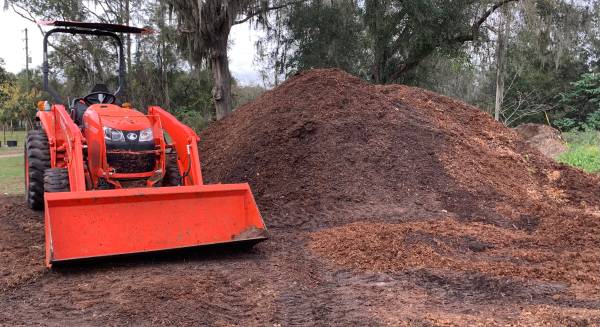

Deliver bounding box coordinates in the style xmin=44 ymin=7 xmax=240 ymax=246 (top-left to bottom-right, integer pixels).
xmin=210 ymin=42 xmax=234 ymax=120
xmin=126 ymin=0 xmax=132 ymax=74
xmin=161 ymin=37 xmax=170 ymax=108
xmin=494 ymin=9 xmax=508 ymax=122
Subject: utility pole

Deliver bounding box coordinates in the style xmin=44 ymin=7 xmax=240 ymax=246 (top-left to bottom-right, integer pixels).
xmin=24 ymin=28 xmax=30 ymax=91
xmin=24 ymin=28 xmax=32 ymax=130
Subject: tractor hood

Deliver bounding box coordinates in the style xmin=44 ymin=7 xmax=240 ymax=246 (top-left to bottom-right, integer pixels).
xmin=89 ymin=104 xmax=152 ymax=131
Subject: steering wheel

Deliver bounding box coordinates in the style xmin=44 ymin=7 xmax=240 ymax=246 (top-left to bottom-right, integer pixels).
xmin=83 ymin=92 xmax=117 ymax=105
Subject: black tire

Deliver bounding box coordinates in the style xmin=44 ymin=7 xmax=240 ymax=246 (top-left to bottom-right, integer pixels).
xmin=25 ymin=130 xmax=51 ymax=210
xmin=44 ymin=168 xmax=70 ymax=193
xmin=162 ymin=156 xmax=182 ymax=186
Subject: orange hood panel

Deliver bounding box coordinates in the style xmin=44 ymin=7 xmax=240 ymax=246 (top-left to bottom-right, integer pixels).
xmin=89 ymin=104 xmax=152 ymax=131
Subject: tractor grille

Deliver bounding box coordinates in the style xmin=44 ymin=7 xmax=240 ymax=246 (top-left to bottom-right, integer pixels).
xmin=106 ymin=151 xmax=156 ymax=173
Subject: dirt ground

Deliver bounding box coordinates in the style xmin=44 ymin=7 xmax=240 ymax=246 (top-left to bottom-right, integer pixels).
xmin=4 ymin=194 xmax=599 ymax=326
xmin=2 ymin=69 xmax=600 ymax=326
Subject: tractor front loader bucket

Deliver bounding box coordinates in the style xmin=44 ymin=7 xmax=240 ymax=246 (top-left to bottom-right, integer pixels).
xmin=44 ymin=184 xmax=267 ymax=267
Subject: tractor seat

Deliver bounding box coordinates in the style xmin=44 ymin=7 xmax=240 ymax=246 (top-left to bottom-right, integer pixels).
xmin=70 ymin=84 xmax=117 ymax=126
xmin=70 ymin=99 xmax=89 ymax=126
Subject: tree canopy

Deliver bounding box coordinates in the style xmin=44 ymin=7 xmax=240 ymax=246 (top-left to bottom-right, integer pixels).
xmin=1 ymin=0 xmax=599 ymax=130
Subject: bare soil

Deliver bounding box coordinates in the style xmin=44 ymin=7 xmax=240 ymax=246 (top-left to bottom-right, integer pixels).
xmin=2 ymin=69 xmax=600 ymax=326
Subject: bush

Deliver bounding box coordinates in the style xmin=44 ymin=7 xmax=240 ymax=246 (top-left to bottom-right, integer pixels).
xmin=556 ymin=73 xmax=600 ymax=131
xmin=233 ymin=85 xmax=266 ymax=109
xmin=554 ymin=118 xmax=578 ymax=131
xmin=585 ymin=110 xmax=600 ymax=130
xmin=178 ymin=110 xmax=211 ymax=132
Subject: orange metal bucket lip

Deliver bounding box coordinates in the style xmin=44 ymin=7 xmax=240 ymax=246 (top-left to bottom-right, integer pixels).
xmin=49 ymin=234 xmax=268 ymax=265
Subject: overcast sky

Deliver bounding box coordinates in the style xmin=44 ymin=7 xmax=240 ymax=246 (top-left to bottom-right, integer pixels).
xmin=0 ymin=9 xmax=264 ymax=85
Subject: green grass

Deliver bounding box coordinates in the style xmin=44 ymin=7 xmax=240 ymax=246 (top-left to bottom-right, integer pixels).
xmin=558 ymin=131 xmax=600 ymax=173
xmin=0 ymin=155 xmax=24 ymax=194
xmin=562 ymin=130 xmax=600 ymax=146
xmin=0 ymin=130 xmax=27 ymax=155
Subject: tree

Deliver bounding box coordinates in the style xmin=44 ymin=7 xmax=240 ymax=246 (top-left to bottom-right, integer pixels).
xmin=262 ymin=0 xmax=518 ymax=85
xmin=283 ymin=0 xmax=367 ymax=77
xmin=363 ymin=0 xmax=519 ymax=84
xmin=4 ymin=0 xmax=221 ymax=130
xmin=494 ymin=5 xmax=510 ymax=121
xmin=6 ymin=0 xmax=599 ymax=130
xmin=0 ymin=69 xmax=43 ymax=129
xmin=7 ymin=0 xmax=142 ymax=75
xmin=167 ymin=0 xmax=301 ymax=120
xmin=7 ymin=0 xmax=135 ymax=97
xmin=0 ymin=58 xmax=14 ymax=131
xmin=555 ymin=73 xmax=600 ymax=130
xmin=0 ymin=58 xmax=10 ymax=103
xmin=380 ymin=0 xmax=599 ymax=126
xmin=492 ymin=0 xmax=598 ymax=126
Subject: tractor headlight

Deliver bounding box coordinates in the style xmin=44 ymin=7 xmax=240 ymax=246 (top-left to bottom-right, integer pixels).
xmin=139 ymin=128 xmax=153 ymax=142
xmin=103 ymin=127 xmax=125 ymax=142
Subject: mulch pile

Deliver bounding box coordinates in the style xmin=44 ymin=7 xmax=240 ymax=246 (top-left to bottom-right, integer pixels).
xmin=201 ymin=69 xmax=600 ymax=296
xmin=514 ymin=123 xmax=568 ymax=159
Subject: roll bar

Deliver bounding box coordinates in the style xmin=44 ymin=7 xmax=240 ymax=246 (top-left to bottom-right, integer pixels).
xmin=42 ymin=28 xmax=126 ymax=104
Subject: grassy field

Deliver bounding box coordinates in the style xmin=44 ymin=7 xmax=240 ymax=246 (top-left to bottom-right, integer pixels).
xmin=0 ymin=130 xmax=27 ymax=155
xmin=0 ymin=155 xmax=23 ymax=195
xmin=558 ymin=131 xmax=600 ymax=173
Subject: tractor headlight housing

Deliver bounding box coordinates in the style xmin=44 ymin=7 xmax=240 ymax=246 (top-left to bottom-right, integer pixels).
xmin=103 ymin=127 xmax=125 ymax=142
xmin=139 ymin=128 xmax=153 ymax=142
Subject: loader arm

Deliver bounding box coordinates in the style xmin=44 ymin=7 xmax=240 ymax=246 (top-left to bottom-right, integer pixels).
xmin=148 ymin=106 xmax=203 ymax=186
xmin=36 ymin=104 xmax=86 ymax=191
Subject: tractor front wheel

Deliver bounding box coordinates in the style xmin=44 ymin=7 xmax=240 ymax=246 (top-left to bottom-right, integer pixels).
xmin=44 ymin=168 xmax=71 ymax=193
xmin=163 ymin=164 xmax=182 ymax=186
xmin=25 ymin=130 xmax=50 ymax=210
xmin=162 ymin=155 xmax=182 ymax=186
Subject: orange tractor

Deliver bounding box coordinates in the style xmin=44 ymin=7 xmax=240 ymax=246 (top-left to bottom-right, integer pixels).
xmin=25 ymin=21 xmax=267 ymax=267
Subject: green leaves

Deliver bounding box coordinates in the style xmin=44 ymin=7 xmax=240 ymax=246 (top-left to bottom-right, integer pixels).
xmin=556 ymin=73 xmax=600 ymax=130
xmin=0 ymin=70 xmax=42 ymax=126
xmin=284 ymin=1 xmax=366 ymax=77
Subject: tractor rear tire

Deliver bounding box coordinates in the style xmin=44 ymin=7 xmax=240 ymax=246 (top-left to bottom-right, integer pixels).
xmin=44 ymin=168 xmax=70 ymax=193
xmin=25 ymin=130 xmax=51 ymax=210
